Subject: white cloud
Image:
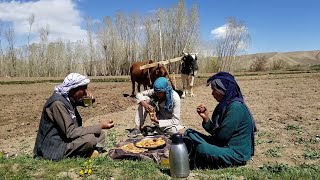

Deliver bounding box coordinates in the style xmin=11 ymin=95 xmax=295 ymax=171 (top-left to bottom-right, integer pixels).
xmin=0 ymin=0 xmax=87 ymax=44
xmin=210 ymin=24 xmax=249 ymax=52
xmin=210 ymin=24 xmax=248 ymax=39
xmin=210 ymin=25 xmax=227 ymax=39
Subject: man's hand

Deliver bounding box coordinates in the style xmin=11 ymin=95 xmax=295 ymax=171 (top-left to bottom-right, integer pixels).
xmin=149 ymin=113 xmax=159 ymax=124
xmin=197 ymin=104 xmax=209 ymax=123
xmin=86 ymin=92 xmax=96 ymax=103
xmin=178 ymin=127 xmax=187 ymax=135
xmin=140 ymin=100 xmax=154 ymax=113
xmin=100 ymin=120 xmax=114 ymax=129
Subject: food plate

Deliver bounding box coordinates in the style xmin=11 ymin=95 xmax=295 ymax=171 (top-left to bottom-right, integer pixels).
xmin=119 ymin=143 xmax=148 ymax=153
xmin=134 ymin=136 xmax=166 ymax=149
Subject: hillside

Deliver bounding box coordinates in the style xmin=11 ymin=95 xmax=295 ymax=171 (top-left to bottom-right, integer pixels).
xmin=236 ymin=50 xmax=320 ymax=70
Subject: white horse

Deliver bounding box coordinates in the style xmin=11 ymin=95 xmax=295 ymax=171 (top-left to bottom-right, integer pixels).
xmin=180 ymin=52 xmax=198 ymax=98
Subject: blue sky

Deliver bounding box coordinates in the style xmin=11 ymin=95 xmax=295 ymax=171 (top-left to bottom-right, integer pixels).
xmin=0 ymin=0 xmax=319 ymax=54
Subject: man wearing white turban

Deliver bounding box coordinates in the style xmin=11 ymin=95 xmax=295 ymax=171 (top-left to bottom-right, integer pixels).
xmin=34 ymin=73 xmax=114 ymax=160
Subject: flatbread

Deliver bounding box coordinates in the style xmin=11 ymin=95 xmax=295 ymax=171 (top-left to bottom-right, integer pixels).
xmin=119 ymin=143 xmax=148 ymax=153
xmin=135 ymin=137 xmax=166 ymax=149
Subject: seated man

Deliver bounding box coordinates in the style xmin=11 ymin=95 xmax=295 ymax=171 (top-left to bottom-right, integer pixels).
xmin=34 ymin=73 xmax=114 ymax=160
xmin=129 ymin=77 xmax=183 ymax=136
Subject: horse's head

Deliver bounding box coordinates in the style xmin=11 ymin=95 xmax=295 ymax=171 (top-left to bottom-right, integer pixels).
xmin=154 ymin=63 xmax=167 ymax=76
xmin=181 ymin=52 xmax=199 ymax=74
xmin=182 ymin=52 xmax=199 ymax=62
xmin=182 ymin=52 xmax=198 ymax=63
xmin=147 ymin=63 xmax=176 ymax=90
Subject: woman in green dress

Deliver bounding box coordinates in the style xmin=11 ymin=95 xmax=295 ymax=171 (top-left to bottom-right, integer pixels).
xmin=184 ymin=71 xmax=256 ymax=169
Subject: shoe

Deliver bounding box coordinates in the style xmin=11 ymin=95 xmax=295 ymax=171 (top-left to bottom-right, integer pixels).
xmin=141 ymin=126 xmax=155 ymax=136
xmin=89 ymin=150 xmax=99 ymax=159
xmin=127 ymin=128 xmax=142 ymax=137
xmin=95 ymin=147 xmax=107 ymax=153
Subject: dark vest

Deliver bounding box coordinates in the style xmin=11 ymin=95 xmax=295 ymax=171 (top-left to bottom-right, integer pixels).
xmin=33 ymin=93 xmax=82 ymax=160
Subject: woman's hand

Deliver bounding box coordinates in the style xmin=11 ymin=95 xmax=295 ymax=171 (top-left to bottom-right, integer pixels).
xmin=197 ymin=104 xmax=209 ymax=123
xmin=100 ymin=120 xmax=114 ymax=129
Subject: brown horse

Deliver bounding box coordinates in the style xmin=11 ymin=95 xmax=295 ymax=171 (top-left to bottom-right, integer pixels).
xmin=130 ymin=60 xmax=176 ymax=97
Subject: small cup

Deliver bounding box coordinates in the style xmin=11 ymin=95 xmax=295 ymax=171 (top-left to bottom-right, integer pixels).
xmin=160 ymin=158 xmax=170 ymax=168
xmin=82 ymin=96 xmax=92 ymax=107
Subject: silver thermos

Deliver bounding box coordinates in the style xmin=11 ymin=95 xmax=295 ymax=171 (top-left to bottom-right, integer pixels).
xmin=169 ymin=133 xmax=190 ymax=178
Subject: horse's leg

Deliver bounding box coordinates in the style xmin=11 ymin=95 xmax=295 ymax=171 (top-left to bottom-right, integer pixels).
xmin=181 ymin=74 xmax=187 ymax=98
xmin=137 ymin=83 xmax=141 ymax=93
xmin=190 ymin=76 xmax=195 ymax=97
xmin=131 ymin=81 xmax=136 ymax=97
xmin=186 ymin=74 xmax=190 ymax=96
xmin=189 ymin=71 xmax=197 ymax=97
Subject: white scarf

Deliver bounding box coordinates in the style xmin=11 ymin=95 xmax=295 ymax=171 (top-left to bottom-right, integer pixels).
xmin=54 ymin=73 xmax=90 ymax=96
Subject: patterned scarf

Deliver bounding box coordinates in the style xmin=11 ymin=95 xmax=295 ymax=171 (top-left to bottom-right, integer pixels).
xmin=153 ymin=77 xmax=173 ymax=112
xmin=54 ymin=73 xmax=90 ymax=96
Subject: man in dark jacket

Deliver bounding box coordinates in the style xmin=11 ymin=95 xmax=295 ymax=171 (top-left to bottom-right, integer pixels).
xmin=34 ymin=73 xmax=114 ymax=160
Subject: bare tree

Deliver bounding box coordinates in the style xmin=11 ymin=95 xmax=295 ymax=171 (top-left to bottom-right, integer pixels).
xmin=98 ymin=16 xmax=116 ymax=76
xmin=115 ymin=12 xmax=128 ymax=75
xmin=85 ymin=17 xmax=96 ymax=76
xmin=0 ymin=21 xmax=3 ymax=76
xmin=156 ymin=0 xmax=199 ymax=72
xmin=119 ymin=12 xmax=141 ymax=74
xmin=39 ymin=25 xmax=50 ymax=76
xmin=215 ymin=17 xmax=250 ymax=72
xmin=5 ymin=28 xmax=16 ymax=77
xmin=0 ymin=0 xmax=201 ymax=77
xmin=143 ymin=15 xmax=158 ymax=61
xmin=27 ymin=14 xmax=35 ymax=77
xmin=73 ymin=40 xmax=88 ymax=75
xmin=131 ymin=14 xmax=141 ymax=62
xmin=185 ymin=4 xmax=199 ymax=52
xmin=98 ymin=16 xmax=110 ymax=75
xmin=250 ymin=55 xmax=268 ymax=71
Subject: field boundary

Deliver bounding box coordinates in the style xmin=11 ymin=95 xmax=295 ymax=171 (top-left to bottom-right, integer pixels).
xmin=1 ymin=69 xmax=320 ymax=85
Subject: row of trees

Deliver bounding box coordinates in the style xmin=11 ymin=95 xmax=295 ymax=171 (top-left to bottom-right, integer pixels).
xmin=0 ymin=0 xmax=249 ymax=77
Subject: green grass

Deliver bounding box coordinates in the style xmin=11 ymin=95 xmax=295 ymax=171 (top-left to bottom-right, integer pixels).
xmin=264 ymin=146 xmax=283 ymax=157
xmin=1 ymin=155 xmax=319 ymax=179
xmin=255 ymin=131 xmax=280 ymax=145
xmin=285 ymin=124 xmax=303 ymax=134
xmin=310 ymin=64 xmax=320 ymax=70
xmin=304 ymin=149 xmax=320 ymax=160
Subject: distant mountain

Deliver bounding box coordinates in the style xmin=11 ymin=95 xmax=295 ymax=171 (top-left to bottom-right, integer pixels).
xmin=236 ymin=50 xmax=320 ymax=70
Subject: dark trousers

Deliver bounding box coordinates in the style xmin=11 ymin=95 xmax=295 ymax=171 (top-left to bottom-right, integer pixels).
xmin=64 ymin=131 xmax=105 ymax=158
xmin=184 ymin=129 xmax=246 ymax=169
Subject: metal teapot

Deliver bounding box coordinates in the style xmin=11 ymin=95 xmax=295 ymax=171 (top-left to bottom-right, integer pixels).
xmin=169 ymin=133 xmax=190 ymax=178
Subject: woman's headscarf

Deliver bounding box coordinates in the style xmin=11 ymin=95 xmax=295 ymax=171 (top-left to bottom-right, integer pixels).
xmin=153 ymin=77 xmax=173 ymax=112
xmin=54 ymin=73 xmax=90 ymax=96
xmin=207 ymin=72 xmax=245 ymax=128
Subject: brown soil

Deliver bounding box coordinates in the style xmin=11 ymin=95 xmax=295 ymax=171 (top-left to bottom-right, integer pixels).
xmin=0 ymin=73 xmax=319 ymax=168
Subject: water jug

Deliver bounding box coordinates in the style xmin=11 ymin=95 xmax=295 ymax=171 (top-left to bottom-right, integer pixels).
xmin=169 ymin=133 xmax=190 ymax=178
